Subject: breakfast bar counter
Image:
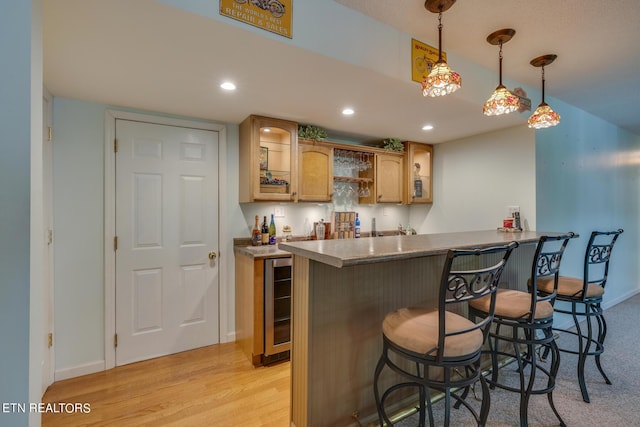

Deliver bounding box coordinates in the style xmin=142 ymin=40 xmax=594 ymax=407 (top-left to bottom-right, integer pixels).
xmin=279 ymin=230 xmax=561 ymax=427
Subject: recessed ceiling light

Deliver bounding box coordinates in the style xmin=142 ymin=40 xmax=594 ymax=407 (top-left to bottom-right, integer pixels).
xmin=220 ymin=82 xmax=236 ymax=91
xmin=422 ymin=124 xmax=434 ymax=131
xmin=342 ymin=108 xmax=355 ymax=116
xmin=263 ymin=128 xmax=271 ymax=133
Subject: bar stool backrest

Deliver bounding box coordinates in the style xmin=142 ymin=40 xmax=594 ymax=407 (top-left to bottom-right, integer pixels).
xmin=435 ymin=241 xmax=518 ymax=363
xmin=528 ymin=233 xmax=576 ymax=320
xmin=583 ymin=229 xmax=624 ymax=297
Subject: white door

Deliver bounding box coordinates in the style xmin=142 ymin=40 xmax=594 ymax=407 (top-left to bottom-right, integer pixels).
xmin=115 ymin=120 xmax=219 ymax=366
xmin=41 ymin=91 xmax=54 ymax=394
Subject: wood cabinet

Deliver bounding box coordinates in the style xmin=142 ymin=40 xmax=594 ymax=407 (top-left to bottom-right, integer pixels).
xmin=235 ymin=250 xmax=264 ymax=366
xmin=239 ymin=115 xmax=298 ymax=202
xmin=375 ymin=152 xmax=404 ymax=203
xmin=405 ymin=141 xmax=433 ymax=204
xmin=297 ymin=141 xmax=333 ymax=202
xmin=238 ymin=115 xmax=434 ymax=205
xmin=235 ymin=250 xmax=292 ymax=366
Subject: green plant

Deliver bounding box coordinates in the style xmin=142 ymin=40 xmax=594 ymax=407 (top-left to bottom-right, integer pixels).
xmin=298 ymin=124 xmax=327 ymax=141
xmin=383 ymin=137 xmax=404 ymax=152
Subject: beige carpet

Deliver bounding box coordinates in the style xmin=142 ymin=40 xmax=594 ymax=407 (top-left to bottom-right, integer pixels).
xmin=394 ymin=293 xmax=640 ymax=426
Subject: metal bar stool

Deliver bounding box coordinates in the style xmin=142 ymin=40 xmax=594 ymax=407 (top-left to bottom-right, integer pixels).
xmin=469 ymin=233 xmax=576 ymax=427
xmin=373 ymin=242 xmax=518 ymax=427
xmin=536 ymin=229 xmax=623 ymax=403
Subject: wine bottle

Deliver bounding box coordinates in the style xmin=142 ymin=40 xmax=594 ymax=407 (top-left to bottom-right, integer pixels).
xmin=251 ymin=215 xmax=261 ymax=246
xmin=355 ymin=213 xmax=361 ymax=238
xmin=261 ymin=216 xmax=269 ymax=245
xmin=268 ymin=214 xmax=276 ymax=245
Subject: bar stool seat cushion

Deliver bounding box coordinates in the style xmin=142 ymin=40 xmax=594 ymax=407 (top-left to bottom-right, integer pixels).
xmin=382 ymin=307 xmax=483 ymax=357
xmin=470 ymin=289 xmax=554 ymax=320
xmin=536 ymin=276 xmax=605 ymax=299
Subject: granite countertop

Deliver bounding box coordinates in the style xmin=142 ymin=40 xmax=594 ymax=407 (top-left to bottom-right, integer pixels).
xmin=278 ymin=230 xmax=567 ymax=268
xmin=234 ymin=244 xmax=291 ymax=259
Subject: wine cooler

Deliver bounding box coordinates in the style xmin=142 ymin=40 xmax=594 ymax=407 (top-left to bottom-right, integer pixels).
xmin=264 ymin=257 xmax=292 ymax=360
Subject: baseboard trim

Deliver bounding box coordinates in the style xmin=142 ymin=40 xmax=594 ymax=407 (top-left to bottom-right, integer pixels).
xmin=55 ymin=360 xmax=105 ymax=381
xmin=553 ymin=289 xmax=640 ymax=331
xmin=603 ymin=288 xmax=640 ymax=310
xmin=221 ymin=331 xmax=236 ymax=344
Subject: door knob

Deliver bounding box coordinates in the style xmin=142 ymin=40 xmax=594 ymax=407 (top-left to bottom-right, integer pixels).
xmin=208 ymin=251 xmax=217 ymax=260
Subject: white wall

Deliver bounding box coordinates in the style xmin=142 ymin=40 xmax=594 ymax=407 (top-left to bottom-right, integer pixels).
xmin=238 ymin=203 xmax=408 ymax=240
xmin=51 ymin=94 xmax=539 ymax=379
xmin=51 ymin=97 xmax=413 ymax=376
xmin=0 ymin=1 xmax=43 ymax=427
xmin=52 ymin=99 xmax=106 ymax=377
xmin=52 ymin=99 xmax=238 ymax=377
xmin=410 ymin=125 xmax=536 ymax=233
xmin=535 ymin=97 xmax=640 ymax=309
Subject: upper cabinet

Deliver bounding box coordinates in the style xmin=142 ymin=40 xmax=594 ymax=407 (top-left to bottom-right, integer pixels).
xmin=297 ymin=142 xmax=333 ymax=202
xmin=405 ymin=141 xmax=433 ymax=204
xmin=375 ymin=152 xmax=404 ymax=203
xmin=239 ymin=115 xmax=298 ymax=202
xmin=238 ymin=115 xmax=434 ymax=205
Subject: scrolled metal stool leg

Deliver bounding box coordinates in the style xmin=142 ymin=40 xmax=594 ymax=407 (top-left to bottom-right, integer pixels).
xmin=478 ymin=374 xmax=490 ymax=427
xmin=546 ymin=329 xmax=567 ymax=426
xmin=373 ymin=348 xmax=394 ymax=426
xmin=593 ymin=304 xmax=612 ymax=386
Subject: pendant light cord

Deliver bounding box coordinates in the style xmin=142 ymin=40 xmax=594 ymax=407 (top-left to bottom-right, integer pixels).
xmin=541 ymin=66 xmax=546 ymax=102
xmin=498 ymin=41 xmax=503 ymax=86
xmin=437 ymin=11 xmax=443 ymax=62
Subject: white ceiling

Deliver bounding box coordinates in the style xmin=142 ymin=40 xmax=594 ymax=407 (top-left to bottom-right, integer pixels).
xmin=43 ymin=0 xmax=640 ymax=144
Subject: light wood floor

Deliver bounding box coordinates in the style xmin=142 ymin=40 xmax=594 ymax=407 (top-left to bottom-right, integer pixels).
xmin=42 ymin=342 xmax=290 ymax=427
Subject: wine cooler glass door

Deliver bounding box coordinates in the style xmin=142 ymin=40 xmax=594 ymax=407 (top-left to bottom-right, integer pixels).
xmin=264 ymin=257 xmax=292 ymax=356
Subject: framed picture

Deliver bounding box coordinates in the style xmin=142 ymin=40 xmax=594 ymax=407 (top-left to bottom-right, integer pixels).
xmin=259 ymin=146 xmax=269 ymax=170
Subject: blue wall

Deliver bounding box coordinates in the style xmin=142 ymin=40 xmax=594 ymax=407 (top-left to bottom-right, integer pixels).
xmin=0 ymin=1 xmax=33 ymax=426
xmin=536 ymin=99 xmax=640 ymax=305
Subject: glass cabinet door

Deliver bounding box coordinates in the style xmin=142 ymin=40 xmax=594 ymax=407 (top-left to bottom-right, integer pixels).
xmin=253 ymin=116 xmax=298 ymax=201
xmin=258 ymin=126 xmax=291 ymax=196
xmin=239 ymin=115 xmax=298 ymax=202
xmin=406 ymin=142 xmax=433 ymax=204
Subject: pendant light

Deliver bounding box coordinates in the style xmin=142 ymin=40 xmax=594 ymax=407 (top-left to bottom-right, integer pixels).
xmin=483 ymin=29 xmax=520 ymax=116
xmin=528 ymin=54 xmax=561 ymax=129
xmin=421 ymin=0 xmax=461 ymax=98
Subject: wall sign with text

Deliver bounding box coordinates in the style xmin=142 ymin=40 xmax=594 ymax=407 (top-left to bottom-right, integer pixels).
xmin=411 ymin=38 xmax=447 ymax=84
xmin=220 ymin=0 xmax=292 ymax=39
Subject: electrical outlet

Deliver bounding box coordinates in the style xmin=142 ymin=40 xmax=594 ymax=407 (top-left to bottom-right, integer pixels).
xmin=507 ymin=205 xmax=520 ymax=216
xmin=274 ymin=206 xmax=285 ymax=217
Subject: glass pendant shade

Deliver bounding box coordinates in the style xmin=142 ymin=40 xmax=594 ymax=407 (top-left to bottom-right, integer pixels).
xmin=528 ymin=54 xmax=560 ymax=129
xmin=421 ymin=1 xmax=461 ymax=98
xmin=528 ymin=102 xmax=560 ymax=129
xmin=483 ymin=29 xmax=519 ymax=116
xmin=421 ymin=61 xmax=462 ymax=97
xmin=483 ymin=84 xmax=520 ymax=116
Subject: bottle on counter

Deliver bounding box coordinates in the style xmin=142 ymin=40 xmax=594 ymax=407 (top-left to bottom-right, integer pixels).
xmin=355 ymin=213 xmax=361 ymax=238
xmin=282 ymin=225 xmax=292 ymax=242
xmin=261 ymin=215 xmax=269 ymax=245
xmin=251 ymin=215 xmax=261 ymax=246
xmin=303 ymin=217 xmax=313 ymax=240
xmin=413 ymin=162 xmax=423 ymax=198
xmin=268 ymin=214 xmax=276 ymax=245
xmin=316 ymin=219 xmax=325 ymax=240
